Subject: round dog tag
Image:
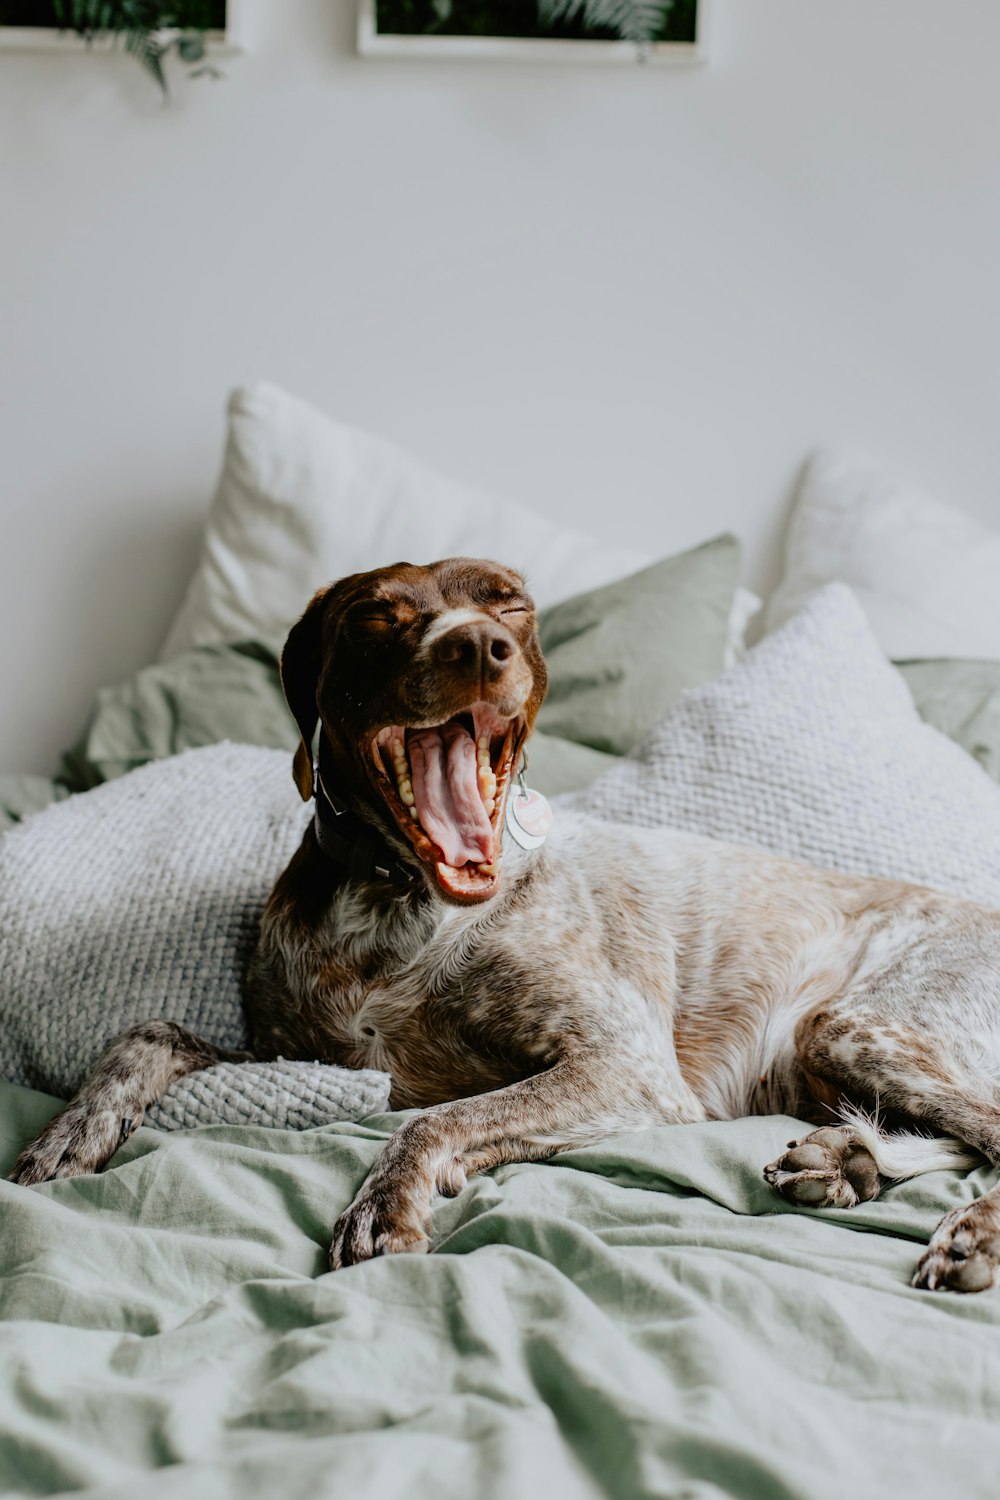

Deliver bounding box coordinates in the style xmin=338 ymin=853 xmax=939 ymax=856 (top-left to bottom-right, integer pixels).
xmin=505 ymin=786 xmax=553 ymax=851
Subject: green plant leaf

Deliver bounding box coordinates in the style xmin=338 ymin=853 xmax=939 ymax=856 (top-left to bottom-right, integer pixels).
xmin=46 ymin=0 xmax=218 ymax=95
xmin=124 ymin=24 xmax=168 ymax=94
xmin=537 ymin=0 xmax=673 ymax=45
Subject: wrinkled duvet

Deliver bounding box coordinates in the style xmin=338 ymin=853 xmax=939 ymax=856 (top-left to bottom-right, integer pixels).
xmin=1 ymin=1082 xmax=999 ymax=1500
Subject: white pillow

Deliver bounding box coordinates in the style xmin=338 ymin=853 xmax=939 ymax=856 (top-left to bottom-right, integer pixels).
xmin=571 ymin=584 xmax=1000 ymax=908
xmin=766 ymin=450 xmax=1000 ymax=660
xmin=162 ymin=383 xmax=654 ymax=658
xmin=163 ymin=382 xmax=757 ymax=663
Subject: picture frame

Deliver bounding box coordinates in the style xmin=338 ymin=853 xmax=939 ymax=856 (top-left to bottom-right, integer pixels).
xmin=357 ymin=0 xmax=708 ymax=66
xmin=0 ymin=0 xmax=243 ymax=55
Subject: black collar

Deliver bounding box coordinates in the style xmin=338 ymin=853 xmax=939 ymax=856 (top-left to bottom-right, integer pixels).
xmin=313 ymin=740 xmax=415 ymax=887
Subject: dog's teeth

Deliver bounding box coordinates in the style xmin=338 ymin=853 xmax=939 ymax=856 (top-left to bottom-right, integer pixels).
xmin=390 ymin=734 xmax=416 ymax=812
xmin=480 ymin=861 xmax=497 ymax=875
xmin=478 ymin=763 xmax=497 ymax=813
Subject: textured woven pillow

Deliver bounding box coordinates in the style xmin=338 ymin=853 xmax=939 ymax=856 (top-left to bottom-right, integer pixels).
xmin=570 ymin=585 xmax=1000 ymax=907
xmin=0 ymin=744 xmax=391 ymax=1126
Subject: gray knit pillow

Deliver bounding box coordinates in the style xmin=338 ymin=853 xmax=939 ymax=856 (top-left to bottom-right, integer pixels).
xmin=0 ymin=743 xmax=390 ymax=1128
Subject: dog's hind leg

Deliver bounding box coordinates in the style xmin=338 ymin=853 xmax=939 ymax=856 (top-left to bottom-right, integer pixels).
xmin=8 ymin=1021 xmax=248 ymax=1185
xmin=766 ymin=912 xmax=1000 ymax=1291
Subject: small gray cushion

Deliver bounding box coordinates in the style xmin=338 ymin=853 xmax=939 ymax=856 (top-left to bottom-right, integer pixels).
xmin=147 ymin=1059 xmax=389 ymax=1132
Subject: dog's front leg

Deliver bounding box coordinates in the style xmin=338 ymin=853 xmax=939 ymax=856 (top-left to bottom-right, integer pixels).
xmin=9 ymin=1021 xmax=248 ymax=1185
xmin=330 ymin=1047 xmax=696 ymax=1269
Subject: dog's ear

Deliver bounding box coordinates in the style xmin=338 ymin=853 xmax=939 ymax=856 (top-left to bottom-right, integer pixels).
xmin=280 ymin=588 xmax=331 ymax=801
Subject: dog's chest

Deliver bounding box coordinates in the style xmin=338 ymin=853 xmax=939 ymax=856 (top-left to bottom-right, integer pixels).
xmin=303 ymin=910 xmax=547 ymax=1109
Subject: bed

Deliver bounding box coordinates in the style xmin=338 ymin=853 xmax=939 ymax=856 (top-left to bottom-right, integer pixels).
xmin=4 ymin=1079 xmax=1000 ymax=1500
xmin=3 ymin=387 xmax=1000 ymax=1500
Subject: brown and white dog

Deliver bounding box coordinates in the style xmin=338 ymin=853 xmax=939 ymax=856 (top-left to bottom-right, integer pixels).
xmin=12 ymin=557 xmax=1000 ymax=1293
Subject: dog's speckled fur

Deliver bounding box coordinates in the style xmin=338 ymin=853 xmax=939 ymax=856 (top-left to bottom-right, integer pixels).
xmin=11 ymin=559 xmax=1000 ymax=1293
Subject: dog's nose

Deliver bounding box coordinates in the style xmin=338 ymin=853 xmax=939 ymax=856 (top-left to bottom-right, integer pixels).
xmin=433 ymin=620 xmax=517 ymax=679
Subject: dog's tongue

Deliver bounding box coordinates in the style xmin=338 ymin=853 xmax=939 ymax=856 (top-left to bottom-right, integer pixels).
xmin=408 ymin=723 xmax=493 ymax=868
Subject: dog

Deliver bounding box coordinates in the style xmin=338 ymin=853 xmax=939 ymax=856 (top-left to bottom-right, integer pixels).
xmin=11 ymin=556 xmax=1000 ymax=1293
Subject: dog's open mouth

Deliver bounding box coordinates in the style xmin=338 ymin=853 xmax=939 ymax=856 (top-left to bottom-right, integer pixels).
xmin=370 ymin=708 xmax=523 ymax=902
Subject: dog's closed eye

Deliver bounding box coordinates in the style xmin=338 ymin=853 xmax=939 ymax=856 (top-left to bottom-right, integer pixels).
xmin=351 ymin=602 xmax=418 ymax=633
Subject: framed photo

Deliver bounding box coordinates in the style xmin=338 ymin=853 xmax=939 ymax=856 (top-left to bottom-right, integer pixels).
xmin=358 ymin=0 xmax=708 ymax=65
xmin=0 ymin=1 xmax=242 ymax=53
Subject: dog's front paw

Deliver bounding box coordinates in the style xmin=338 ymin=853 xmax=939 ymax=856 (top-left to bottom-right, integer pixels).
xmin=329 ymin=1181 xmax=432 ymax=1270
xmin=913 ymin=1202 xmax=1000 ymax=1293
xmin=8 ymin=1103 xmax=140 ymax=1186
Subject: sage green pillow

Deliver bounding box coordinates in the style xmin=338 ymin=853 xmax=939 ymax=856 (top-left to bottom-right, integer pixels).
xmin=523 ymin=733 xmax=618 ymax=796
xmin=61 ymin=536 xmax=742 ymax=798
xmin=0 ymin=775 xmax=71 ymax=832
xmin=896 ymin=659 xmax=1000 ymax=784
xmin=535 ymin=534 xmax=742 ymax=756
xmin=60 ymin=642 xmax=298 ymax=792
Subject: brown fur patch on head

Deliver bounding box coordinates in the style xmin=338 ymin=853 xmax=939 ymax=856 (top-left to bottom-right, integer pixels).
xmin=277 ymin=557 xmax=549 ymax=901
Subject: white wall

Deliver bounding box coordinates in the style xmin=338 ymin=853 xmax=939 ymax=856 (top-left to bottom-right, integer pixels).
xmin=2 ymin=0 xmax=999 ymax=774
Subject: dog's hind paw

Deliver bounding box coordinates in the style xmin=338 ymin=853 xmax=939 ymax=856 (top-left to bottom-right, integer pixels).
xmin=913 ymin=1203 xmax=1000 ymax=1293
xmin=763 ymin=1125 xmax=881 ymax=1210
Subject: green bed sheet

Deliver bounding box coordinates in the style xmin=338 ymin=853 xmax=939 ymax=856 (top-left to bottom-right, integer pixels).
xmin=1 ymin=1081 xmax=999 ymax=1500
